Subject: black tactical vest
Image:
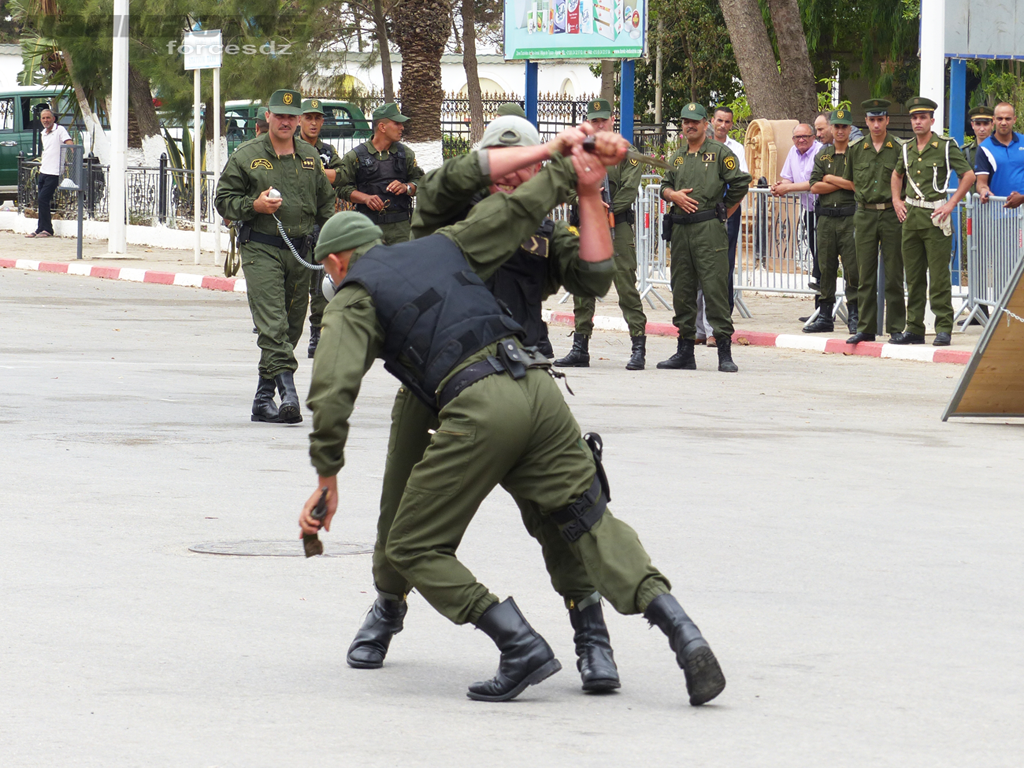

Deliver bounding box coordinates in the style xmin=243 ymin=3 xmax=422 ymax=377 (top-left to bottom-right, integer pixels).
xmin=341 ymin=234 xmax=524 ymax=405
xmin=354 ymin=142 xmax=412 ymax=218
xmin=485 ymin=219 xmax=556 ymax=347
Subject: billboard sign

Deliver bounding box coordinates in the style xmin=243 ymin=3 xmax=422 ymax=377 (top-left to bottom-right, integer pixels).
xmin=504 ymin=0 xmax=646 ymax=60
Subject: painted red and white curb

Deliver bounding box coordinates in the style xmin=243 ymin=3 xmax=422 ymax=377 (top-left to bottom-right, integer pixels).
xmin=543 ymin=310 xmax=972 ymax=366
xmin=0 ymin=258 xmax=246 ymax=293
xmin=2 ymin=258 xmax=971 ymax=366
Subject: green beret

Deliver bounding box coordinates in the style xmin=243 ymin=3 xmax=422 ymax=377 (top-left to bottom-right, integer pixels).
xmin=314 ymin=212 xmax=383 ymax=262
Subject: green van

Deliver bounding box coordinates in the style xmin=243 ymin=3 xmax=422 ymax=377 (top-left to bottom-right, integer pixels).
xmin=0 ymin=85 xmax=83 ymax=195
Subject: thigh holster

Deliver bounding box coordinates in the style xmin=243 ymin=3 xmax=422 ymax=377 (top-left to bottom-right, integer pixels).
xmin=551 ymin=432 xmax=611 ymax=543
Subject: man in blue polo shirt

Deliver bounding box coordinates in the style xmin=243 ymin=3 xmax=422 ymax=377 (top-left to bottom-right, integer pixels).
xmin=975 ymin=102 xmax=1024 ymax=209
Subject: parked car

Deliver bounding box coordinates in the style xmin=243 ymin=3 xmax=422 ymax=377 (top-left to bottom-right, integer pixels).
xmin=0 ymin=85 xmax=84 ymax=196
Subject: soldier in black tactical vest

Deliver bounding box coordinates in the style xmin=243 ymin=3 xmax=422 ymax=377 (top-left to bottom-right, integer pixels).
xmin=335 ymin=102 xmax=425 ymax=244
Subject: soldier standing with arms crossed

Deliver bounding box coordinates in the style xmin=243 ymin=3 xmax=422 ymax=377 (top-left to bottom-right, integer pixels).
xmin=804 ymin=109 xmax=860 ymax=334
xmin=215 ymin=89 xmax=336 ymax=424
xmin=657 ymin=103 xmax=750 ymax=372
xmin=335 ymin=102 xmax=424 ymax=244
xmin=298 ymin=98 xmax=344 ymax=358
xmin=843 ymin=99 xmax=907 ymax=344
xmin=555 ymin=98 xmax=648 ymax=370
xmin=890 ymin=97 xmax=974 ymax=347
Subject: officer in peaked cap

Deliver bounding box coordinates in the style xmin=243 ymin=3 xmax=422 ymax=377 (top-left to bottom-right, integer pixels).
xmin=842 ymin=97 xmax=907 ymax=343
xmin=335 ymin=102 xmax=424 ymax=245
xmin=556 ymin=96 xmax=649 ymax=370
xmin=215 ymin=88 xmax=336 ymax=424
xmin=964 ymin=105 xmax=995 ymax=169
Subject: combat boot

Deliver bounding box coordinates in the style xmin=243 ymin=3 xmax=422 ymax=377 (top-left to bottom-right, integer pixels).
xmin=656 ymin=338 xmax=696 ymax=370
xmin=568 ymin=599 xmax=620 ymax=692
xmin=274 ymin=371 xmax=303 ymax=424
xmin=250 ymin=377 xmax=280 ymax=423
xmin=625 ymin=335 xmax=646 ymax=371
xmin=346 ymin=596 xmax=408 ymax=669
xmin=468 ymin=597 xmax=562 ymax=702
xmin=803 ymin=302 xmax=834 ymax=333
xmin=307 ymin=325 xmax=320 ymax=358
xmin=644 ymin=593 xmax=726 ymax=706
xmin=554 ymin=333 xmax=590 ymax=367
xmin=716 ymin=337 xmax=738 ymax=373
xmin=846 ymin=300 xmax=859 ymax=334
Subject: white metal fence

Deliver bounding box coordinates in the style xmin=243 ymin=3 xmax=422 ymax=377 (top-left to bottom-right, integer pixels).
xmin=961 ymin=194 xmax=1024 ymax=328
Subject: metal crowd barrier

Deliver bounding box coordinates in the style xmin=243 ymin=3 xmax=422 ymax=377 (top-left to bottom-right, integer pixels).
xmin=961 ymin=194 xmax=1024 ymax=330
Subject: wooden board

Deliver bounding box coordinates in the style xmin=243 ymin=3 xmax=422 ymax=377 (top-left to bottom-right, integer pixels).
xmin=944 ymin=253 xmax=1024 ymax=419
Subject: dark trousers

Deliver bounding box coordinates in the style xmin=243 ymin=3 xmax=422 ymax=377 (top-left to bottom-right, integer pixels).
xmin=804 ymin=208 xmax=819 ymax=281
xmin=36 ymin=174 xmax=59 ymax=235
xmin=726 ymin=209 xmax=740 ymax=313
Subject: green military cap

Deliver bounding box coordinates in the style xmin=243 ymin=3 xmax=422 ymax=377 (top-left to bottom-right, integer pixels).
xmin=267 ymin=89 xmax=302 ymax=116
xmin=861 ymin=98 xmax=891 ymax=116
xmin=301 ymin=98 xmax=324 ymax=115
xmin=496 ymin=102 xmax=526 ymax=118
xmin=829 ymin=108 xmax=853 ymax=126
xmin=679 ymin=102 xmax=708 ymax=120
xmin=480 ymin=115 xmax=540 ymax=149
xmin=906 ymin=96 xmax=938 ymax=114
xmin=587 ymin=98 xmax=612 ymax=119
xmin=314 ymin=211 xmax=383 ymax=262
xmin=969 ymin=105 xmax=995 ymax=120
xmin=372 ymin=102 xmax=409 ymax=124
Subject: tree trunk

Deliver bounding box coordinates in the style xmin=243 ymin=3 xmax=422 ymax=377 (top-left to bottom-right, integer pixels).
xmin=127 ymin=64 xmax=160 ymax=145
xmin=461 ymin=0 xmax=484 ymax=143
xmin=766 ymin=0 xmax=817 ymax=119
xmin=372 ymin=0 xmax=395 ymax=102
xmin=392 ymin=0 xmax=449 ymax=141
xmin=718 ymin=0 xmax=789 ymax=119
xmin=600 ymin=60 xmax=616 ymax=103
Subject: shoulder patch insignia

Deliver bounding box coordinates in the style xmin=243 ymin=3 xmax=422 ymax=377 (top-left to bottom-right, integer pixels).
xmin=724 ymin=156 xmax=737 ymax=170
xmin=250 ymin=158 xmax=273 ymax=170
xmin=886 ymin=141 xmax=893 ymax=148
xmin=521 ymin=235 xmax=549 ymax=258
xmin=702 ymin=152 xmax=717 ymax=163
xmin=301 ymin=157 xmax=317 ymax=170
xmin=674 ymin=157 xmax=685 ymax=166
xmin=567 ymin=226 xmax=580 ymax=237
xmin=630 ymin=158 xmax=639 ymax=166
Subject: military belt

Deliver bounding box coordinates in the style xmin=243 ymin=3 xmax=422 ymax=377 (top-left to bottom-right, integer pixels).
xmin=858 ymin=201 xmax=894 ymax=211
xmin=668 ymin=209 xmax=719 ymax=226
xmin=816 ymin=203 xmax=857 ymax=218
xmin=905 ymin=197 xmax=944 ymax=210
xmin=614 ymin=209 xmax=636 ymax=225
xmin=436 ymin=340 xmax=549 ymax=410
xmin=243 ymin=228 xmax=311 ymax=257
xmin=359 ymin=209 xmax=412 ymax=225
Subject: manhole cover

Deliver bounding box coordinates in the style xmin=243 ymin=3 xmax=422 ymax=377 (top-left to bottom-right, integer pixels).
xmin=189 ymin=540 xmax=374 ymax=557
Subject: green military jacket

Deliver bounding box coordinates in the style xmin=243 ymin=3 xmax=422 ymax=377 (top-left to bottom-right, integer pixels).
xmin=565 ymin=145 xmax=644 ymax=215
xmin=894 ymin=131 xmax=972 ymax=229
xmin=411 ymin=150 xmax=613 ymax=300
xmin=301 ymin=136 xmax=345 ymax=192
xmin=842 ymin=132 xmax=903 ymax=206
xmin=963 ymin=143 xmax=980 ymax=170
xmin=809 ymin=144 xmax=856 ymax=208
xmin=336 ymin=138 xmax=426 ymax=203
xmin=307 ymin=155 xmax=613 ymax=477
xmin=660 ymin=138 xmax=750 ymax=213
xmin=215 ymin=133 xmax=336 ymax=239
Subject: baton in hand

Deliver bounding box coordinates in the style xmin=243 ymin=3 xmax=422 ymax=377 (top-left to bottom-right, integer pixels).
xmin=303 ymin=487 xmax=329 ymax=558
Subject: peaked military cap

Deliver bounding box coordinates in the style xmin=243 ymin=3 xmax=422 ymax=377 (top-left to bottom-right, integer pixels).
xmin=268 ymin=89 xmax=302 ymax=116
xmin=829 ymin=108 xmax=853 ymax=126
xmin=373 ymin=102 xmax=409 ymax=123
xmin=301 ymin=98 xmax=324 ymax=115
xmin=496 ymin=102 xmax=526 ymax=118
xmin=861 ymin=98 xmax=891 ymax=116
xmin=679 ymin=102 xmax=708 ymax=120
xmin=587 ymin=98 xmax=612 ymax=119
xmin=968 ymin=105 xmax=995 ymax=121
xmin=906 ymin=96 xmax=938 ymax=114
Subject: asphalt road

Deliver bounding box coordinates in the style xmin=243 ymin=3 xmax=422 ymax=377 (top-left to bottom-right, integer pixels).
xmin=2 ymin=268 xmax=1021 ymax=767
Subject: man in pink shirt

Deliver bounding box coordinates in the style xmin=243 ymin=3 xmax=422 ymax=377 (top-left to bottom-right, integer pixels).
xmin=772 ymin=124 xmax=823 ymax=296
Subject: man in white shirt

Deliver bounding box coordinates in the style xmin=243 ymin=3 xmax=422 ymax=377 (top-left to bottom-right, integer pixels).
xmin=26 ymin=109 xmax=73 ymax=238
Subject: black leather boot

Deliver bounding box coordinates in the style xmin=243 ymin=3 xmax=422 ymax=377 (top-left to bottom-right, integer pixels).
xmin=846 ymin=300 xmax=859 ymax=335
xmin=716 ymin=336 xmax=738 ymax=373
xmin=274 ymin=371 xmax=302 ymax=424
xmin=467 ymin=597 xmax=562 ymax=702
xmin=307 ymin=325 xmax=320 ymax=359
xmin=644 ymin=593 xmax=726 ymax=706
xmin=656 ymin=338 xmax=696 ymax=369
xmin=625 ymin=335 xmax=646 ymax=371
xmin=346 ymin=596 xmax=408 ymax=669
xmin=250 ymin=377 xmax=280 ymax=423
xmin=554 ymin=333 xmax=590 ymax=367
xmin=803 ymin=302 xmax=834 ymax=333
xmin=569 ymin=599 xmax=620 ymax=692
